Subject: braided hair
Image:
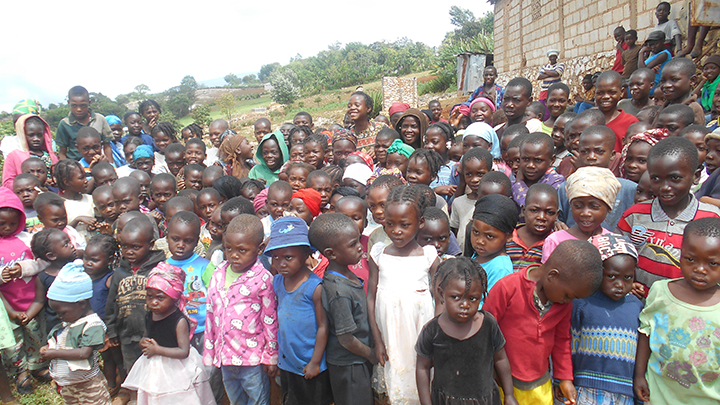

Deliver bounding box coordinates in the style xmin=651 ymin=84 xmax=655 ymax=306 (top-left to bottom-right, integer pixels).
xmin=408 ymin=149 xmax=445 ymax=179
xmin=151 ymin=122 xmax=178 ymax=141
xmin=426 ymin=122 xmax=455 ymax=143
xmin=433 ymin=257 xmax=489 ymax=300
xmin=183 ymin=123 xmax=204 ymax=138
xmin=53 ymin=159 xmax=84 ymax=191
xmin=88 ymin=234 xmax=120 ymax=270
xmin=385 ymin=184 xmax=426 ymax=220
xmin=321 ymin=165 xmax=344 ymax=186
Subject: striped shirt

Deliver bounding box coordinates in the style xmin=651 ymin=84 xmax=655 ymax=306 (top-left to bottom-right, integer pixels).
xmin=506 ymin=228 xmax=544 ymax=272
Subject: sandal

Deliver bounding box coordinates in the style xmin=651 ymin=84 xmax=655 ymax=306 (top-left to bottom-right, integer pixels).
xmin=108 ymin=383 xmax=122 ymax=397
xmin=31 ymin=369 xmax=52 ymax=383
xmin=15 ymin=372 xmax=32 ymax=395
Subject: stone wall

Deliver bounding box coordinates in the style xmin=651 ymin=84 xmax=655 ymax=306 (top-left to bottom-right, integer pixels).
xmin=382 ymin=77 xmax=419 ymax=109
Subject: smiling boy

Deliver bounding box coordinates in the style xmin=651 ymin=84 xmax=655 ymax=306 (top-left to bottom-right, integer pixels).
xmin=56 ymin=86 xmax=115 ymax=165
xmin=594 ymin=71 xmax=639 ymax=153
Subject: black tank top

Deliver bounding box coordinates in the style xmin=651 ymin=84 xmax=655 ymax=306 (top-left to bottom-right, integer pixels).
xmin=145 ymin=309 xmax=185 ymax=348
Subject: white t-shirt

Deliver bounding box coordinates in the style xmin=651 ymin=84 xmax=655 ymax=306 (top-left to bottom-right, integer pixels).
xmin=449 ymin=195 xmax=476 ymax=255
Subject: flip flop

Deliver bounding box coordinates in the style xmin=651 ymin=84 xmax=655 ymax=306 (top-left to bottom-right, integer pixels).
xmin=690 ymin=51 xmax=701 ymax=58
xmin=31 ymin=369 xmax=52 ymax=382
xmin=15 ymin=373 xmax=32 ymax=395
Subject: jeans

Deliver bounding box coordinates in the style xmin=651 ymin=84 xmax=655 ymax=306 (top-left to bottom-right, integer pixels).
xmin=190 ymin=331 xmax=225 ymax=403
xmin=221 ymin=364 xmax=269 ymax=405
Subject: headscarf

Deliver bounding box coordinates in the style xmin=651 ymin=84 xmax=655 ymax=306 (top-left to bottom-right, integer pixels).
xmin=47 ymin=260 xmax=92 ymax=303
xmin=105 ymin=115 xmax=122 ymax=126
xmin=387 ymin=139 xmax=414 ymax=158
xmin=332 ymin=128 xmax=358 ymax=146
xmin=463 ymin=122 xmax=502 ymax=159
xmin=14 ymin=114 xmax=55 ymax=154
xmin=451 ymin=103 xmax=471 ymax=118
xmin=565 ymin=167 xmax=621 ymax=211
xmin=253 ymin=188 xmax=269 ymax=213
xmin=350 ymin=150 xmax=373 ymax=168
xmin=589 ymin=233 xmax=638 ymax=262
xmin=291 ymin=188 xmax=322 ymax=217
xmin=12 ymin=99 xmax=40 ymax=116
xmin=619 ymin=128 xmax=669 ymax=177
xmin=395 ymin=109 xmax=428 ymax=147
xmin=133 ymin=144 xmax=154 ymax=160
xmin=472 ymin=194 xmax=519 ymax=234
xmin=701 ymin=55 xmax=720 ymax=111
xmin=219 ymin=134 xmax=249 ymax=178
xmin=388 ymin=102 xmax=411 ymax=116
xmin=470 ymin=96 xmax=496 ymax=112
xmin=343 ymin=163 xmax=373 ymax=187
xmin=147 ymin=262 xmax=197 ymax=338
xmin=706 ymin=129 xmax=720 ymax=143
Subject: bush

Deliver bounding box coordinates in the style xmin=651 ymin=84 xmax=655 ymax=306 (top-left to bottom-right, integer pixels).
xmin=269 ymin=70 xmax=301 ymax=105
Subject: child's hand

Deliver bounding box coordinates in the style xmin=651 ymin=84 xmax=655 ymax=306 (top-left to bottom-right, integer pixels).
xmin=149 ymin=210 xmax=164 ymax=224
xmin=39 ymin=346 xmax=55 ymax=360
xmin=373 ymin=342 xmax=388 ymax=366
xmin=95 ymin=222 xmax=112 ymax=234
xmin=263 ymin=364 xmax=279 ymax=378
xmin=76 ymin=216 xmax=98 ymax=229
xmin=503 ymin=394 xmax=520 ymax=405
xmin=176 ymin=178 xmax=186 ymax=191
xmin=555 ymin=380 xmax=577 ymax=405
xmin=140 ymin=337 xmax=159 ymax=358
xmin=2 ymin=264 xmax=22 ymax=282
xmin=303 ymin=361 xmax=321 ymax=379
xmin=634 ymin=375 xmax=650 ymax=402
xmin=18 ymin=312 xmax=30 ymax=325
xmin=433 ymin=185 xmax=457 ymax=196
xmin=631 ymin=282 xmax=646 ymax=299
xmin=553 ymin=221 xmax=569 ymax=232
xmin=107 ymin=337 xmax=120 ymax=347
xmin=88 ymin=154 xmax=103 ymax=169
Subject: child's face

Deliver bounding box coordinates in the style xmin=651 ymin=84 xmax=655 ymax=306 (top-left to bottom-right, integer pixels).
xmin=523 ymin=192 xmax=558 ymax=237
xmin=483 ymin=68 xmax=497 ymax=84
xmin=347 ymin=95 xmax=370 ymax=122
xmin=236 ymin=138 xmax=254 ymax=161
xmin=113 ymin=187 xmax=141 ymax=214
xmin=624 ymin=141 xmax=652 ymax=182
xmin=223 ymin=232 xmax=263 ymax=273
xmin=564 ymin=121 xmax=583 ymax=152
xmin=424 ymin=128 xmax=448 ymax=156
xmin=207 ymin=208 xmax=224 ymax=240
xmin=64 ymin=166 xmax=88 ymax=193
xmin=48 ymin=231 xmax=77 ymax=263
xmin=502 ymin=86 xmax=531 ymax=122
xmin=416 ymin=218 xmax=450 ymax=256
xmin=93 ymin=191 xmax=118 ymax=222
xmin=429 ymin=102 xmax=442 ymax=121
xmin=336 ymin=199 xmax=367 ymax=235
xmin=439 ymin=276 xmax=484 ymax=323
xmin=293 ymin=115 xmax=312 ymax=128
xmin=24 ymin=121 xmax=45 ymax=151
xmin=94 ymin=169 xmax=118 ymax=188
xmin=167 ymin=221 xmax=199 ymax=261
xmin=146 ymin=288 xmax=175 ymax=316
xmin=304 ymin=141 xmax=325 ymax=169
xmin=624 ymin=33 xmax=637 ymax=47
xmin=600 ymin=254 xmax=636 ymax=300
xmin=131 ymin=174 xmax=151 ymax=199
xmin=181 ymin=129 xmax=193 ymax=143
xmin=577 ymin=133 xmax=615 ymax=168
xmin=328 ymin=227 xmax=364 ymax=266
xmin=151 ymin=181 xmax=177 ymax=212
xmin=507 ymin=147 xmax=521 ymax=175
xmin=471 ymin=102 xmax=493 ymax=123
xmin=289 ymin=144 xmax=305 ymax=162
xmin=366 ymin=187 xmax=390 ymax=225
xmin=470 ymin=219 xmax=510 ymax=262
xmin=683 ymin=132 xmax=708 ymax=166
xmin=166 ymin=152 xmax=185 ymax=176
xmin=153 ymin=131 xmax=173 ymax=154
xmin=629 ymin=74 xmax=653 ymax=100
xmin=185 ymin=170 xmax=204 ymax=191
xmin=705 ymin=138 xmax=720 ymax=174
xmin=124 ymin=144 xmax=137 ymax=166
xmin=270 ymin=246 xmax=309 ymax=278
xmin=448 ymin=142 xmax=464 ymax=162
xmin=0 ymin=209 xmax=20 ymax=237
xmin=547 ymin=89 xmax=569 ymax=118
xmin=570 ymin=196 xmax=609 ymax=235
xmin=254 ymin=122 xmax=271 ymax=143
xmin=680 ymin=232 xmax=720 ymax=292
xmin=582 ymin=78 xmax=593 ymax=91
xmin=634 ymin=171 xmax=655 ymax=203
xmin=307 ymin=176 xmax=332 ymax=207
xmin=660 ymin=66 xmax=694 ymax=102
xmin=524 ymin=109 xmax=543 ymax=121
xmin=135 ymin=157 xmax=154 ymax=174
xmin=196 ymin=193 xmax=221 ymax=222
xmin=463 ymin=159 xmax=490 ymax=194
xmin=594 ymin=80 xmax=622 ymax=113
xmin=399 ymin=116 xmax=421 ymax=146
xmin=83 ymin=244 xmax=110 ymax=279
xmin=110 ymin=123 xmax=123 ymax=142
xmin=261 ymin=140 xmax=282 ymax=171
xmin=383 ymin=202 xmax=422 ymax=249
xmin=286 ymin=199 xmax=314 ymax=225
xmin=13 ymin=178 xmax=39 ymax=209
xmin=266 ymin=189 xmax=292 ymax=220
xmin=703 ymin=63 xmax=720 ymax=83
xmin=185 ymin=144 xmax=206 ymax=165
xmin=290 ymin=132 xmax=307 ymax=147
xmin=142 ymin=105 xmax=160 ymax=126
xmin=287 ymin=167 xmax=310 ymax=192
xmin=23 ymin=161 xmax=47 ymax=185
xmin=647 ymin=154 xmax=697 ymax=209
xmin=77 ymin=136 xmax=102 ymax=163
xmin=343 ymin=178 xmax=367 ymax=198
xmin=126 ymin=114 xmax=143 ymax=136
xmin=48 ymin=300 xmax=86 ymax=324
xmin=520 ymin=143 xmax=553 ymax=182
xmin=406 ymin=157 xmax=434 ymax=185
xmin=385 ymin=153 xmax=409 ymax=175
xmin=119 ymin=229 xmax=154 ymax=266
xmin=500 ymin=135 xmax=516 ymax=163
xmin=655 ymin=3 xmax=670 ymax=22
xmin=463 ymin=135 xmax=490 ymax=152
xmin=374 ymin=134 xmax=395 ymax=165
xmin=551 ymin=117 xmax=568 ymax=149
xmin=69 ymin=95 xmax=90 ymax=120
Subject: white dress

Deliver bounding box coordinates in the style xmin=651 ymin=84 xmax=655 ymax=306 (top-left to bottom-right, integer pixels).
xmin=370 ymin=243 xmax=437 ymax=404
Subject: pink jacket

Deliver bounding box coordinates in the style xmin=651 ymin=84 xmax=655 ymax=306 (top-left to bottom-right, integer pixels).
xmin=203 ymin=258 xmax=278 ymax=368
xmin=2 ymin=114 xmax=58 ymax=189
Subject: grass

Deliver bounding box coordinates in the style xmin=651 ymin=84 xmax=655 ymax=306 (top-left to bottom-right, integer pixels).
xmin=9 ymin=381 xmax=63 ymax=405
xmin=178 ymin=95 xmax=273 ymax=127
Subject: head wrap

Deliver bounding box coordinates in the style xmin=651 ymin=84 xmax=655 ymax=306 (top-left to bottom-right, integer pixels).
xmin=219 ymin=134 xmax=250 ymax=178
xmin=350 ymin=150 xmax=373 ymax=168
xmin=472 ymin=194 xmax=519 ymax=234
xmin=463 ymin=122 xmax=502 ymax=159
xmin=395 ymin=109 xmax=428 ymax=146
xmin=253 ymin=188 xmax=269 ymax=213
xmin=133 ymin=144 xmax=154 ymax=160
xmin=47 ymin=260 xmax=92 ymax=303
xmin=14 ymin=114 xmax=53 ymax=153
xmin=470 ymin=96 xmax=496 ymax=112
xmin=704 ymin=55 xmax=720 ymax=69
xmin=565 ymin=167 xmax=621 ymax=211
xmin=105 ymin=115 xmax=122 ymax=126
xmin=619 ymin=128 xmax=669 ymax=177
xmin=264 ymin=217 xmax=313 ymax=255
xmin=291 ymin=188 xmax=322 ymax=217
xmin=342 ymin=163 xmax=373 ymax=187
xmin=388 ymin=102 xmax=411 ymax=116
xmin=589 ymin=233 xmax=638 ymax=262
xmin=147 ymin=262 xmax=197 ymax=338
xmin=13 ymin=99 xmax=40 ymax=116
xmin=451 ymin=103 xmax=471 ymax=118
xmin=332 ymin=128 xmax=358 ymax=146
xmin=706 ymin=128 xmax=720 ymax=143
xmin=387 ymin=139 xmax=414 ymax=158
xmin=367 ymin=167 xmax=408 ymax=185
xmin=547 ymin=49 xmax=560 ymax=57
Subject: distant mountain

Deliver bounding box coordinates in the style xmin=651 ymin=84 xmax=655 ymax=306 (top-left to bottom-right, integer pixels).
xmin=198 ymin=72 xmax=259 ymax=88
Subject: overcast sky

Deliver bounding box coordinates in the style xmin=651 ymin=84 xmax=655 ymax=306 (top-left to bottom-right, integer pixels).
xmin=0 ymin=0 xmax=492 ymax=113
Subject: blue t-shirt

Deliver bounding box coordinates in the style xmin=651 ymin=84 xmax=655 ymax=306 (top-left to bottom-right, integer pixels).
xmin=273 ymin=272 xmax=327 ymax=375
xmin=481 ymin=254 xmax=513 ymax=295
xmin=167 ymin=253 xmax=214 ymax=334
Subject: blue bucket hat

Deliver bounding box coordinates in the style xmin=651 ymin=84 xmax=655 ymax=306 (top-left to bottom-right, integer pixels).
xmin=47 ymin=259 xmax=93 ymax=302
xmin=264 ymin=217 xmax=314 ymax=256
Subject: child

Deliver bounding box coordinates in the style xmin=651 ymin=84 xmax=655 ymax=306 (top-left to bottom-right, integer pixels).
xmin=573 ymin=74 xmax=595 ymax=113
xmin=542 ymin=83 xmax=570 ymax=132
xmin=150 ymin=122 xmax=178 ymax=175
xmin=525 ymin=101 xmax=546 ymax=121
xmin=12 ymin=173 xmax=42 ymax=232
xmin=54 ymin=159 xmax=95 ymax=224
xmin=543 ymin=167 xmax=620 ymax=262
xmin=206 ymin=119 xmax=227 ymax=166
xmin=424 ymin=123 xmax=458 ymax=200
xmin=634 ymin=217 xmax=720 ymax=404
xmin=56 ymin=86 xmax=113 ymax=164
xmin=183 ymin=164 xmax=205 ymax=191
xmin=499 ymin=77 xmax=534 ymax=136
xmin=181 ymin=123 xmax=203 ymax=144
xmin=680 ymin=125 xmax=711 ymax=194
xmin=286 ymin=188 xmax=322 ymax=226
xmin=309 ymin=213 xmax=376 ymax=405
xmin=105 ymin=217 xmax=165 ymax=373
xmin=557 ymin=109 xmax=607 ymax=177
xmin=618 ymin=68 xmax=655 ymax=117
xmin=306 ymin=170 xmax=333 ymax=208
xmin=639 ymin=31 xmax=671 ymax=95
xmin=621 ymin=29 xmax=641 ymax=79
xmin=467 ymin=66 xmax=504 ymax=109
xmin=293 ymin=112 xmax=313 ymax=129
xmin=196 ymin=188 xmax=222 ymax=246
xmin=150 ymin=173 xmax=178 ymax=235
xmin=285 ymin=162 xmax=313 ymax=192
xmin=219 ymin=134 xmax=254 ymax=179
xmin=417 ymin=207 xmax=456 ymax=261
xmin=2 ymin=114 xmax=57 ymax=190
xmin=385 ymin=139 xmax=413 ymax=176
xmin=262 ymin=180 xmax=293 ymax=238
xmin=335 ymin=196 xmax=371 ymax=287
xmin=571 ymin=233 xmax=642 ymax=405
xmin=185 ymin=138 xmax=208 ymax=166
xmin=696 ymin=55 xmax=720 ymax=115
xmin=34 ymin=192 xmax=88 ymax=252
xmin=76 ymin=127 xmax=106 ymax=177
xmin=112 ymin=176 xmax=145 ymax=215
xmin=416 ymin=257 xmax=517 ymax=405
xmin=507 ymin=183 xmax=558 ymax=272
xmin=368 ymin=185 xmax=440 ymax=404
xmin=121 ymin=111 xmax=154 ymax=149
xmin=660 ymin=58 xmax=705 ymax=125
xmin=165 ymin=143 xmax=186 ymax=178
xmin=428 ymin=100 xmax=447 ymax=124
xmin=41 ymin=260 xmax=111 ymax=404
xmin=551 ymin=112 xmax=575 ymax=167
xmin=91 ymin=162 xmax=118 ymax=188
xmin=266 ymin=217 xmax=333 ymax=405
xmin=594 ymin=71 xmax=639 ymax=152
xmin=655 ymin=104 xmax=696 ymax=137
xmin=204 ymin=215 xmax=278 ymax=405
xmin=303 ymin=134 xmax=328 ymax=170
xmin=450 ymin=147 xmax=493 ymax=254
xmin=249 ymin=130 xmax=289 ymax=185
xmin=511 ymin=132 xmax=564 ymax=208
xmin=622 ymin=127 xmax=668 ymax=183
xmin=116 ymin=137 xmax=145 ymax=178
xmin=254 ymin=118 xmax=272 ymax=143
xmin=653 ymin=1 xmax=682 ymax=54
xmin=506 ymin=133 xmax=527 ymax=177
xmin=122 ymin=262 xmax=216 ymax=404
xmin=484 ymin=240 xmax=604 ymax=405
xmin=466 ymin=194 xmax=518 ymax=294
xmin=635 ymin=171 xmax=655 ymax=203
xmin=405 ymin=149 xmax=445 ymax=196
xmin=470 ymin=97 xmax=496 ymax=125
xmin=367 ymin=175 xmax=405 ymax=250
xmin=21 ymin=157 xmax=53 ymax=191
xmin=618 ymin=136 xmax=720 ymax=296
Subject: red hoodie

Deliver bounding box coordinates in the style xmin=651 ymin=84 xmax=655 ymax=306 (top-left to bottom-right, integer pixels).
xmin=0 ymin=188 xmax=34 ymax=312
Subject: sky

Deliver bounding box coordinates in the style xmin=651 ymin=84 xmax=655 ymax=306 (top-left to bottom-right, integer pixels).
xmin=0 ymin=0 xmax=493 ymax=113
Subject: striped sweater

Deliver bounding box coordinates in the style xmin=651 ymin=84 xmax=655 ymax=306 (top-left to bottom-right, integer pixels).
xmin=506 ymin=228 xmax=544 ymax=272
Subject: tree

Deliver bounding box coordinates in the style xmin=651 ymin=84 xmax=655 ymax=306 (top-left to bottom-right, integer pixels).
xmin=242 ymin=74 xmax=259 ymax=85
xmin=449 ymin=6 xmax=485 ymax=39
xmin=165 ymin=90 xmax=193 ymax=118
xmin=89 ymin=92 xmax=127 ymax=118
xmin=191 ymin=104 xmax=212 ymax=128
xmin=224 ymin=73 xmax=241 ymax=87
xmin=258 ymin=63 xmax=281 ymax=82
xmin=218 ymin=93 xmax=235 ymax=121
xmin=479 ymin=11 xmax=494 ymax=34
xmin=180 ymin=75 xmax=198 ymax=93
xmin=134 ymin=84 xmax=150 ymax=95
xmin=269 ymin=69 xmax=300 ymax=105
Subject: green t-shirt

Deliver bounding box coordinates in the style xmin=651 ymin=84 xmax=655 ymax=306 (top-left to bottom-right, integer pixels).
xmin=225 ymin=266 xmax=243 ymax=290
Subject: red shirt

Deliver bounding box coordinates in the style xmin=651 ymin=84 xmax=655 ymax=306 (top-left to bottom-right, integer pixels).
xmin=483 ymin=267 xmax=574 ymax=383
xmin=607 ymin=110 xmax=639 ymax=153
xmin=612 ymin=42 xmax=629 ymax=73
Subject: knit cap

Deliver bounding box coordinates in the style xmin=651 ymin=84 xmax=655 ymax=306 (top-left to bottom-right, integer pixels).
xmin=47 ymin=259 xmax=92 ymax=302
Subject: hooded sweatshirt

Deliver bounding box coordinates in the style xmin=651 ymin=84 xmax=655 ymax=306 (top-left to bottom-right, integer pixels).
xmin=0 ymin=188 xmax=35 ymax=312
xmin=2 ymin=114 xmax=58 ymax=189
xmin=248 ymin=130 xmax=288 ymax=185
xmin=104 ymin=249 xmax=166 ymax=345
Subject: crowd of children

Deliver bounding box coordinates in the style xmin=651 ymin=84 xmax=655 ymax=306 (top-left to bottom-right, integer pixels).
xmin=1 ymin=11 xmax=720 ymax=404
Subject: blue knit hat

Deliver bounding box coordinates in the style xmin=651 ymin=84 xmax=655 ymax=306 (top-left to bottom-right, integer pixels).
xmin=47 ymin=259 xmax=93 ymax=302
xmin=264 ymin=217 xmax=314 ymax=256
